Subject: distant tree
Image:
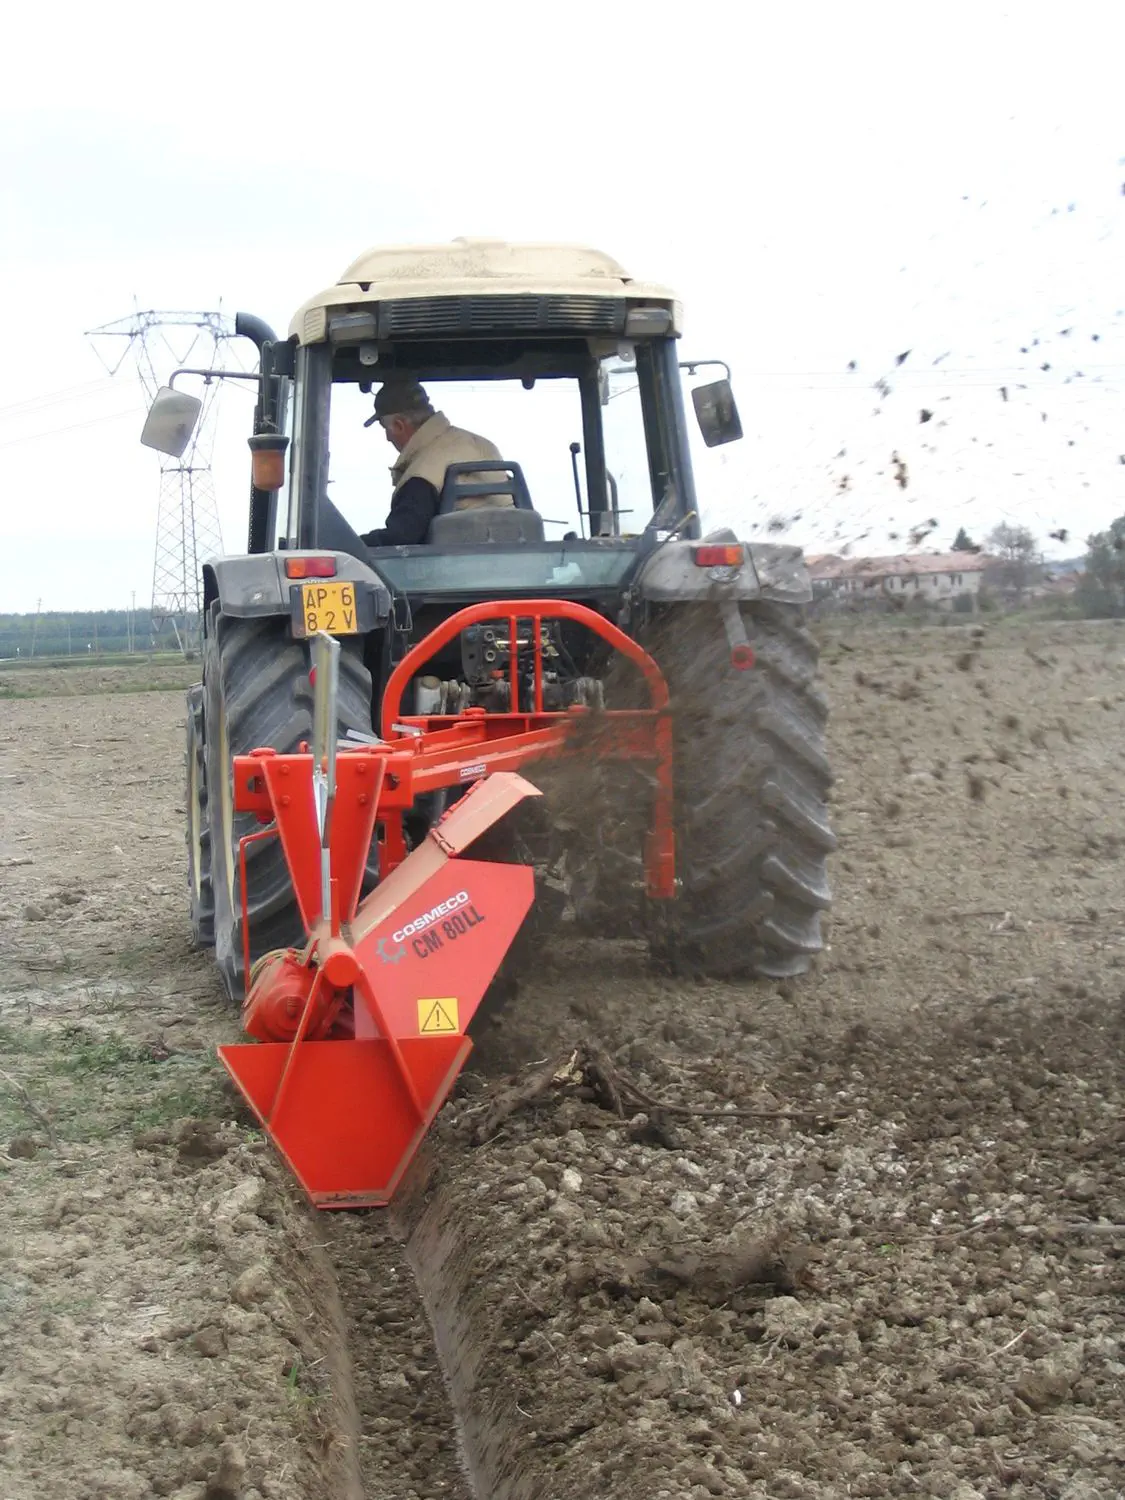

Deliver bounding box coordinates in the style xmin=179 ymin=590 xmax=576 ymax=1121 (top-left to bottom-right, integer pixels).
xmin=985 ymin=523 xmax=1042 ymax=603
xmin=0 ymin=608 xmax=191 ymax=660
xmin=1077 ymin=515 xmax=1125 ymax=618
xmin=952 ymin=526 xmax=975 ymax=552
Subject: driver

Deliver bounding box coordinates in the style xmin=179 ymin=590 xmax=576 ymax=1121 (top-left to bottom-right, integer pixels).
xmin=360 ymin=378 xmax=510 ymax=547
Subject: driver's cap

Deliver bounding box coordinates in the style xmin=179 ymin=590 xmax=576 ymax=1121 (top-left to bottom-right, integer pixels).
xmin=364 ymin=378 xmax=433 ymax=428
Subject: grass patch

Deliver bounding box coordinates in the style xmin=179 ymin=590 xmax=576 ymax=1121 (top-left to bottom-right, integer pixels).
xmin=130 ymin=1072 xmax=229 ymax=1133
xmin=1 ymin=1017 xmax=228 ymax=1146
xmin=0 ymin=655 xmax=198 ymax=700
xmin=48 ymin=1027 xmax=151 ymax=1076
xmin=0 ymin=652 xmax=188 ymax=673
xmin=0 ymin=678 xmax=195 ymax=701
xmin=0 ymin=1022 xmax=56 ymax=1059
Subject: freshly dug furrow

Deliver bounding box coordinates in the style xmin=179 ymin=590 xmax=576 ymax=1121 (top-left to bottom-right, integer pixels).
xmin=320 ymin=1211 xmax=474 ymax=1500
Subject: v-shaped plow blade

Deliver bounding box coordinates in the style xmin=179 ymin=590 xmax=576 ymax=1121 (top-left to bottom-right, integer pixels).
xmin=220 ymin=770 xmax=538 ymax=1208
xmin=219 ymin=1034 xmax=470 ymax=1207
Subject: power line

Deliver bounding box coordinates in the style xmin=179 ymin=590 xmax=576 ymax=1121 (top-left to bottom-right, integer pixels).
xmin=0 ymin=376 xmax=120 ymax=421
xmin=0 ymin=407 xmax=140 ymax=450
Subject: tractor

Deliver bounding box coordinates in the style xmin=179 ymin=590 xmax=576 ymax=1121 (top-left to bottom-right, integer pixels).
xmin=140 ymin=240 xmax=834 ymax=1203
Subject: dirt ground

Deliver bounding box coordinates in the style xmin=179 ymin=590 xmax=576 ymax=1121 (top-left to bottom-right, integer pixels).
xmin=1 ymin=618 xmax=1123 ymax=1499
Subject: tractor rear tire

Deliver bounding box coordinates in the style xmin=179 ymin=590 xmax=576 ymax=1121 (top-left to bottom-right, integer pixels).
xmin=202 ymin=610 xmax=378 ymax=1001
xmin=185 ymin=684 xmax=214 ymax=949
xmin=647 ymin=600 xmax=835 ymax=980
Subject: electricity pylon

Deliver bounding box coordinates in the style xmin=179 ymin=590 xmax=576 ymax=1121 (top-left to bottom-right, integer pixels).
xmin=87 ymin=307 xmax=236 ymax=656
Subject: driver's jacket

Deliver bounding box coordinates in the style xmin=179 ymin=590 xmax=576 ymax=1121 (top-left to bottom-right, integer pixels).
xmin=390 ymin=413 xmax=511 ymax=509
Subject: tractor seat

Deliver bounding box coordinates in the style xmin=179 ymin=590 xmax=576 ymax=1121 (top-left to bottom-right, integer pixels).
xmin=428 ymin=507 xmax=545 ymax=544
xmin=427 ymin=461 xmax=545 ymax=545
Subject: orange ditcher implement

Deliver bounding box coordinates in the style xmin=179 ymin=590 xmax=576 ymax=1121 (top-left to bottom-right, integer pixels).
xmin=218 ymin=601 xmax=674 ymax=1208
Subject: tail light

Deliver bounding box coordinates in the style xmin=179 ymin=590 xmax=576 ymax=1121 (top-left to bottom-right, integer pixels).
xmin=692 ymin=544 xmax=744 ymax=568
xmin=285 ymin=556 xmax=337 ymax=580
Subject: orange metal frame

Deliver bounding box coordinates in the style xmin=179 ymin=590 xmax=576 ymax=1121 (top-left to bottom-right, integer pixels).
xmin=221 ymin=765 xmax=538 ymax=1207
xmin=376 ymin=598 xmax=675 ymax=897
xmin=235 ymin=597 xmax=675 ymax=903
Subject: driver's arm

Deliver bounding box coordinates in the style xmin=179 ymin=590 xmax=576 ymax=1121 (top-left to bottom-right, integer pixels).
xmin=361 ymin=478 xmax=439 ymax=547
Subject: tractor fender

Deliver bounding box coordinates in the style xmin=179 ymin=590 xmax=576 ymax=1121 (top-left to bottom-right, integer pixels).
xmin=202 ymin=553 xmax=392 ymax=630
xmin=634 ymin=538 xmax=813 ymax=605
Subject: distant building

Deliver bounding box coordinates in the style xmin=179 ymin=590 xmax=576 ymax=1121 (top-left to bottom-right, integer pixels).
xmin=807 ymin=551 xmax=989 ymax=609
xmin=1033 ymin=569 xmax=1082 ymax=600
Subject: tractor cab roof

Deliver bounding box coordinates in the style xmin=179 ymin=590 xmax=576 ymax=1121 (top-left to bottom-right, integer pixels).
xmin=288 ymin=237 xmax=683 ymax=346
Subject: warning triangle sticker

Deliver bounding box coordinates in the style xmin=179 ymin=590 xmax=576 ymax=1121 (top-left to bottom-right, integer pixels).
xmin=417 ymin=998 xmax=459 ymax=1035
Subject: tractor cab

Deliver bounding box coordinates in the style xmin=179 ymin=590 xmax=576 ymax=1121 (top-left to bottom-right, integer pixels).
xmin=145 ymin=238 xmax=744 ymax=609
xmin=276 ymin=238 xmax=739 ymax=546
xmin=142 ymin=239 xmax=756 ymax=708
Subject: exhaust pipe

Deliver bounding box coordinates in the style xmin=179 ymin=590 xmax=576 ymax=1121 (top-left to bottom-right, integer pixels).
xmin=234 ymin=312 xmax=278 ymax=351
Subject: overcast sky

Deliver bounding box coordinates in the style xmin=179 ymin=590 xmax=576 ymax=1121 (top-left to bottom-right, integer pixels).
xmin=2 ymin=1 xmax=1123 ymax=612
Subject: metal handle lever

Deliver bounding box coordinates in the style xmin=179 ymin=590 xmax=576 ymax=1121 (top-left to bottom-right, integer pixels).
xmin=311 ymin=631 xmax=341 ymax=921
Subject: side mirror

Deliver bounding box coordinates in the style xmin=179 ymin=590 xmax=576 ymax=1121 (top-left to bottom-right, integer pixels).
xmin=140 ymin=386 xmax=202 ymax=459
xmin=691 ymin=378 xmax=743 ymax=448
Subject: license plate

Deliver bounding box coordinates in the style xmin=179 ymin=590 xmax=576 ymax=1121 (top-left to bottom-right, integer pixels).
xmin=299 ymin=581 xmax=359 ymax=636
